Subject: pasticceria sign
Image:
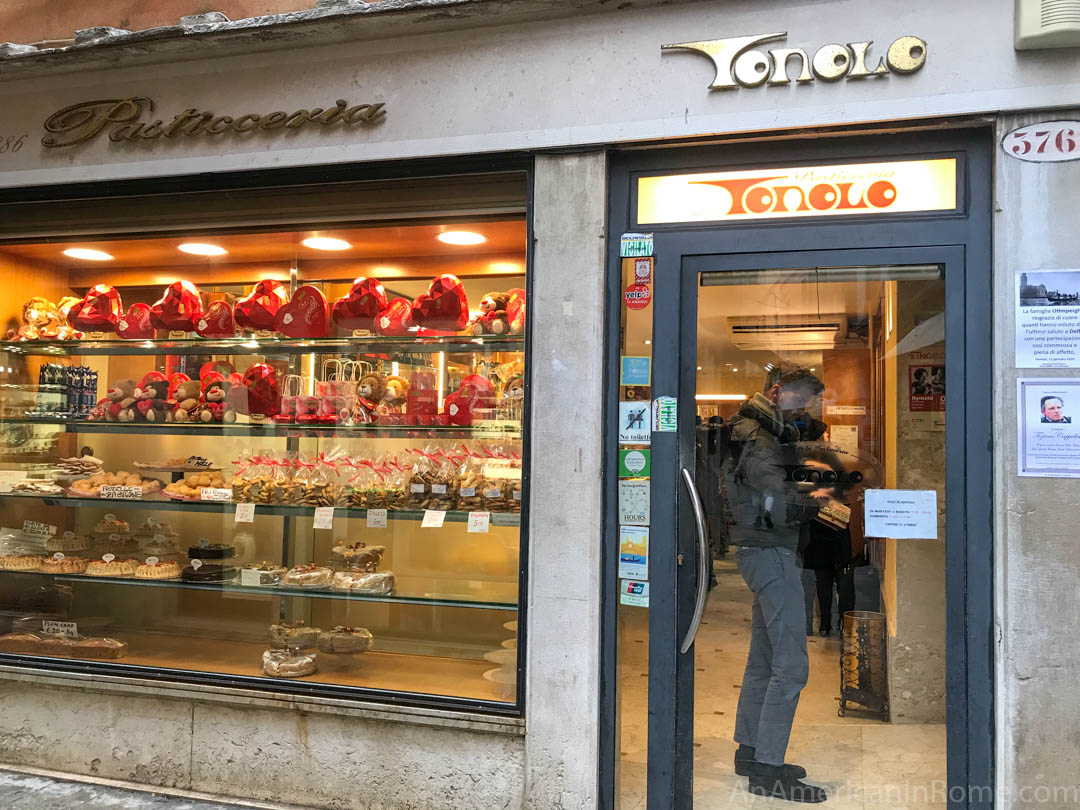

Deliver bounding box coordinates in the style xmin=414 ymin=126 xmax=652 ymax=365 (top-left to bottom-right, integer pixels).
xmin=41 ymin=97 xmax=386 ymax=148
xmin=662 ymin=32 xmax=927 ymax=90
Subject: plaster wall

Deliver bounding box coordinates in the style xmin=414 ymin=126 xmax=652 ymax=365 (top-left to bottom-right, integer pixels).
xmin=994 ymin=110 xmax=1080 ymax=809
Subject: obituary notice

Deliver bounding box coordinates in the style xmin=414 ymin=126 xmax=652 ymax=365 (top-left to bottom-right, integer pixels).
xmin=1017 ymin=378 xmax=1080 ymax=477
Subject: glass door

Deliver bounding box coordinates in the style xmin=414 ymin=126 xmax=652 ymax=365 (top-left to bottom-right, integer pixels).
xmin=645 ymin=245 xmax=967 ymax=809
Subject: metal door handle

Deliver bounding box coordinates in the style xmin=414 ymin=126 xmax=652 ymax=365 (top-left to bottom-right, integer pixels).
xmin=680 ymin=467 xmax=710 ymax=654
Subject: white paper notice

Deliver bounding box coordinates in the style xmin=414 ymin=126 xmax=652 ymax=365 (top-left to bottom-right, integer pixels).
xmin=234 ymin=503 xmax=255 ymax=523
xmin=422 ymin=510 xmax=446 ymax=528
xmin=831 ymin=425 xmax=859 ymax=454
xmin=366 ymin=508 xmax=388 ymax=529
xmin=1017 ymin=378 xmax=1080 ymax=477
xmin=864 ymin=489 xmax=938 ymax=540
xmin=468 ymin=511 xmax=491 ymax=533
xmin=313 ymin=507 xmax=335 ymax=530
xmin=1016 ymin=270 xmax=1080 ymax=368
xmin=618 ymin=480 xmax=650 ymax=526
xmin=618 ymin=401 xmax=652 ymax=444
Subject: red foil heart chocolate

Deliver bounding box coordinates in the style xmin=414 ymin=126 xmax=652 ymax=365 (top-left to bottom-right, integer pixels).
xmin=506 ymin=288 xmax=526 ymax=333
xmin=410 ymin=274 xmax=469 ymax=333
xmin=332 ymin=277 xmax=388 ymax=332
xmin=242 ymin=362 xmax=280 ymax=417
xmin=195 ymin=301 xmax=236 ymax=338
xmin=234 ymin=280 xmax=289 ymax=332
xmin=150 ymin=280 xmax=203 ymax=332
xmin=70 ymin=284 xmax=122 ymax=332
xmin=274 ymin=285 xmax=329 ymax=338
xmin=375 ymin=297 xmax=414 ymax=336
xmin=116 ymin=303 xmax=154 ymax=339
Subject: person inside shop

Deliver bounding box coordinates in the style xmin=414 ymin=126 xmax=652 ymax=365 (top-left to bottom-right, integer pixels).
xmin=799 ymin=516 xmax=853 ymax=637
xmin=723 ymin=364 xmax=829 ymax=803
xmin=1040 ymin=395 xmax=1070 ymax=423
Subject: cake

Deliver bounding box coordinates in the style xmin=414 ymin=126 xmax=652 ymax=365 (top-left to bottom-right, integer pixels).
xmin=135 ymin=560 xmax=181 ymax=579
xmin=39 ymin=556 xmax=89 ymax=574
xmin=140 ymin=534 xmax=181 ymax=558
xmin=181 ymin=563 xmax=237 ymax=583
xmin=269 ymin=620 xmax=321 ymax=650
xmin=38 ymin=635 xmax=74 ymax=655
xmin=85 ymin=558 xmax=139 ymax=577
xmin=331 ymin=570 xmax=395 ymax=595
xmin=45 ymin=532 xmax=89 ymax=553
xmin=187 ymin=543 xmax=235 ymax=560
xmin=95 ymin=534 xmax=140 ymax=555
xmin=261 ymin=649 xmax=317 ymax=678
xmin=71 ymin=637 xmax=127 ymax=659
xmin=316 ymin=626 xmax=374 ymax=654
xmin=91 ymin=514 xmax=131 ymax=542
xmin=0 ymin=633 xmax=43 ymax=652
xmin=0 ymin=555 xmax=43 ymax=571
xmin=282 ymin=564 xmax=334 ymax=589
xmin=330 ymin=542 xmax=385 ymax=569
xmin=134 ymin=518 xmax=177 ymax=541
xmin=0 ymin=633 xmax=127 ymax=659
xmin=240 ymin=562 xmax=287 ymax=586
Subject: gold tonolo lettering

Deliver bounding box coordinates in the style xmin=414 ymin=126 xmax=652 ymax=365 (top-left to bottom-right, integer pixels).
xmin=691 ymin=175 xmax=900 ymax=216
xmin=41 ymin=96 xmax=388 ymax=148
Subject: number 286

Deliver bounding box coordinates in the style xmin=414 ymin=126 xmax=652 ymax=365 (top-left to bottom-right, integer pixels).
xmin=0 ymin=135 xmax=27 ymax=153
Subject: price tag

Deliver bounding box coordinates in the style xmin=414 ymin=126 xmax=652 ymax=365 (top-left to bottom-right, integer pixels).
xmin=191 ymin=559 xmax=203 ymax=570
xmin=421 ymin=510 xmax=446 ymax=528
xmin=513 ymin=490 xmax=522 ymax=501
xmin=410 ymin=483 xmax=426 ymax=494
xmin=484 ymin=488 xmax=502 ymax=499
xmin=200 ymin=487 xmax=232 ymax=502
xmin=460 ymin=487 xmax=476 ymax=497
xmin=431 ymin=484 xmax=448 ymax=495
xmin=234 ymin=503 xmax=255 ymax=523
xmin=198 ymin=537 xmax=210 ymax=548
xmin=240 ymin=568 xmax=261 ymax=587
xmin=192 ymin=458 xmax=212 ymax=468
xmin=100 ymin=485 xmax=143 ymax=500
xmin=366 ymin=508 xmax=388 ymax=529
xmin=145 ymin=556 xmax=159 ymax=565
xmin=468 ymin=511 xmax=491 ymax=533
xmin=102 ymin=553 xmax=115 ymax=563
xmin=22 ymin=520 xmax=57 ymax=537
xmin=0 ymin=470 xmax=27 ymax=493
xmin=42 ymin=620 xmax=78 ymax=638
xmin=313 ymin=506 xmax=335 ymax=530
xmin=51 ymin=552 xmax=65 ymax=561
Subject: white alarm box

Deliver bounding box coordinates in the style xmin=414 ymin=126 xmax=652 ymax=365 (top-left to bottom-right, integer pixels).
xmin=1016 ymin=0 xmax=1080 ymax=49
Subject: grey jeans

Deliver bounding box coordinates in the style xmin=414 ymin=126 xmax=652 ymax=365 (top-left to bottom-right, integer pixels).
xmin=733 ymin=545 xmax=810 ymax=766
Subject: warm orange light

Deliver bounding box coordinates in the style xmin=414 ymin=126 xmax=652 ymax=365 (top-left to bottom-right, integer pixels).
xmin=437 ymin=231 xmax=486 ymax=246
xmin=695 ymin=394 xmax=748 ymax=401
xmin=63 ymin=248 xmax=113 ymax=261
xmin=637 ymin=159 xmax=957 ymax=224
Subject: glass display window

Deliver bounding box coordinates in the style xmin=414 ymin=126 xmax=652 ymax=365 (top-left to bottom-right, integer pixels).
xmin=0 ymin=197 xmax=528 ymax=708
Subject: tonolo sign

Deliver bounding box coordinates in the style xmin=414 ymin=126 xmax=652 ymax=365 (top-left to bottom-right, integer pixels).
xmin=662 ymin=32 xmax=927 ymax=90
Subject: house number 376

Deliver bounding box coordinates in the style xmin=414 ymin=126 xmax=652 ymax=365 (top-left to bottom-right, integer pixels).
xmin=0 ymin=135 xmax=27 ymax=153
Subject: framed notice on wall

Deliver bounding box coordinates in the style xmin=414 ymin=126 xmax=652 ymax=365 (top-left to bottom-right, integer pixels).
xmin=1017 ymin=378 xmax=1080 ymax=477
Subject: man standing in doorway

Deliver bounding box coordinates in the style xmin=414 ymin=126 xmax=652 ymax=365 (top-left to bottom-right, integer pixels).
xmin=724 ymin=365 xmax=828 ymax=803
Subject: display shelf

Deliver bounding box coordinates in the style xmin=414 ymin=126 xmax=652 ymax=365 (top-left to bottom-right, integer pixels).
xmin=0 ymin=492 xmax=522 ymax=523
xmin=0 ymin=417 xmax=522 ymax=440
xmin=0 ymin=569 xmax=515 ymax=611
xmin=0 ymin=334 xmax=524 ymax=357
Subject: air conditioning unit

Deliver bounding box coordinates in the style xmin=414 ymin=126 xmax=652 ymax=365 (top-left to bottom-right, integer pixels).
xmin=727 ymin=314 xmax=848 ymax=350
xmin=1016 ymin=0 xmax=1080 ymax=49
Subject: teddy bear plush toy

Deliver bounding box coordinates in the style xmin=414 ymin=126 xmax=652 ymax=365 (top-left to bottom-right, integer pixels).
xmin=171 ymin=379 xmax=202 ymax=423
xmin=468 ymin=292 xmax=512 ymax=336
xmin=199 ymin=374 xmax=236 ymax=423
xmin=378 ymin=374 xmax=410 ymax=414
xmin=132 ymin=371 xmax=170 ymax=422
xmin=104 ymin=379 xmax=137 ymax=422
xmin=354 ymin=373 xmax=385 ymax=423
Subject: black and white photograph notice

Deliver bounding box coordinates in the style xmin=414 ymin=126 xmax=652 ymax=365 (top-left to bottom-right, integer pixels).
xmin=1016 ymin=270 xmax=1080 ymax=368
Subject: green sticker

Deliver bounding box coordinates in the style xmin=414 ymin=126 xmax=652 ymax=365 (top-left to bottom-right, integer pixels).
xmin=619 ymin=448 xmax=651 ymax=478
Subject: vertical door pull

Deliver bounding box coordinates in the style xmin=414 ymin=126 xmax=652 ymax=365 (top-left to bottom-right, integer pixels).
xmin=680 ymin=468 xmax=710 ymax=654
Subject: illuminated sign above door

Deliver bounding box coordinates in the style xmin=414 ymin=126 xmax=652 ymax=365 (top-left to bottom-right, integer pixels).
xmin=636 ymin=158 xmax=957 ymax=225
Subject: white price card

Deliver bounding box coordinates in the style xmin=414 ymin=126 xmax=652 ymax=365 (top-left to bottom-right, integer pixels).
xmin=313 ymin=506 xmax=335 ymax=530
xmin=42 ymin=620 xmax=78 ymax=638
xmin=422 ymin=510 xmax=446 ymax=528
xmin=190 ymin=559 xmax=203 ymax=570
xmin=101 ymin=553 xmax=116 ymax=563
xmin=145 ymin=556 xmax=159 ymax=566
xmin=22 ymin=520 xmax=56 ymax=537
xmin=99 ymin=485 xmax=143 ymax=500
xmin=366 ymin=508 xmax=388 ymax=529
xmin=51 ymin=552 xmax=65 ymax=561
xmin=234 ymin=503 xmax=255 ymax=523
xmin=467 ymin=511 xmax=491 ymax=533
xmin=240 ymin=569 xmax=261 ymax=587
xmin=200 ymin=487 xmax=232 ymax=502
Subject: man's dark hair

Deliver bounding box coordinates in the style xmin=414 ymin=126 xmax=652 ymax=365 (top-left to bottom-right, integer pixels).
xmin=1041 ymin=395 xmax=1064 ymax=411
xmin=773 ymin=365 xmax=825 ymax=395
xmin=914 ymin=368 xmax=927 ymax=381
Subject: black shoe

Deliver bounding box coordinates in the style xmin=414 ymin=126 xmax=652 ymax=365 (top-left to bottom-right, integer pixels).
xmin=748 ymin=764 xmax=826 ymax=803
xmin=819 ymin=628 xmax=831 ymax=637
xmin=763 ymin=511 xmax=774 ymax=529
xmin=733 ymin=746 xmax=806 ymax=779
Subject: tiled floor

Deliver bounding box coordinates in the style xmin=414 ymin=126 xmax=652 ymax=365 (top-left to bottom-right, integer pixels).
xmin=618 ymin=557 xmax=946 ymax=809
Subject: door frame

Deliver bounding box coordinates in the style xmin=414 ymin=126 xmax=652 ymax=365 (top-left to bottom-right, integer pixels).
xmin=600 ymin=127 xmax=993 ymax=810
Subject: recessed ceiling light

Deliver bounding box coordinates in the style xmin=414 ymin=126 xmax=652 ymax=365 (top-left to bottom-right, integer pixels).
xmin=644 ymin=340 xmax=651 ymax=345
xmin=63 ymin=248 xmax=113 ymax=261
xmin=488 ymin=261 xmax=522 ymax=272
xmin=178 ymin=243 xmax=228 ymax=256
xmin=302 ymin=237 xmax=352 ymax=251
xmin=437 ymin=231 xmax=486 ymax=246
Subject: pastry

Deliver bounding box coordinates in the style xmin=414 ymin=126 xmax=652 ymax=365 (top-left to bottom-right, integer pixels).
xmin=70 ymin=471 xmax=161 ymax=498
xmin=85 ymin=558 xmax=139 ymax=577
xmin=11 ymin=480 xmax=64 ymax=495
xmin=181 ymin=563 xmax=237 ymax=583
xmin=0 ymin=633 xmax=43 ymax=652
xmin=45 ymin=531 xmax=89 ymax=552
xmin=240 ymin=562 xmax=287 ymax=586
xmin=330 ymin=542 xmax=385 ymax=569
xmin=135 ymin=560 xmax=181 ymax=579
xmin=164 ymin=470 xmax=229 ymax=499
xmin=269 ymin=620 xmax=321 ymax=650
xmin=187 ymin=543 xmax=235 ymax=560
xmin=38 ymin=635 xmax=74 ymax=655
xmin=141 ymin=534 xmax=181 ymax=558
xmin=331 ymin=570 xmax=396 ymax=595
xmin=282 ymin=564 xmax=334 ymax=589
xmin=134 ymin=518 xmax=177 ymax=541
xmin=95 ymin=534 xmax=140 ymax=555
xmin=55 ymin=455 xmax=105 ymax=476
xmin=261 ymin=649 xmax=317 ymax=678
xmin=316 ymin=626 xmax=374 ymax=654
xmin=71 ymin=637 xmax=127 ymax=659
xmin=39 ymin=556 xmax=89 ymax=574
xmin=0 ymin=555 xmax=44 ymax=571
xmin=91 ymin=514 xmax=131 ymax=542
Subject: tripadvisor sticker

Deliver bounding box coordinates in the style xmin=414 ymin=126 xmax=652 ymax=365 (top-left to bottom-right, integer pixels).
xmin=619 ymin=448 xmax=651 ymax=478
